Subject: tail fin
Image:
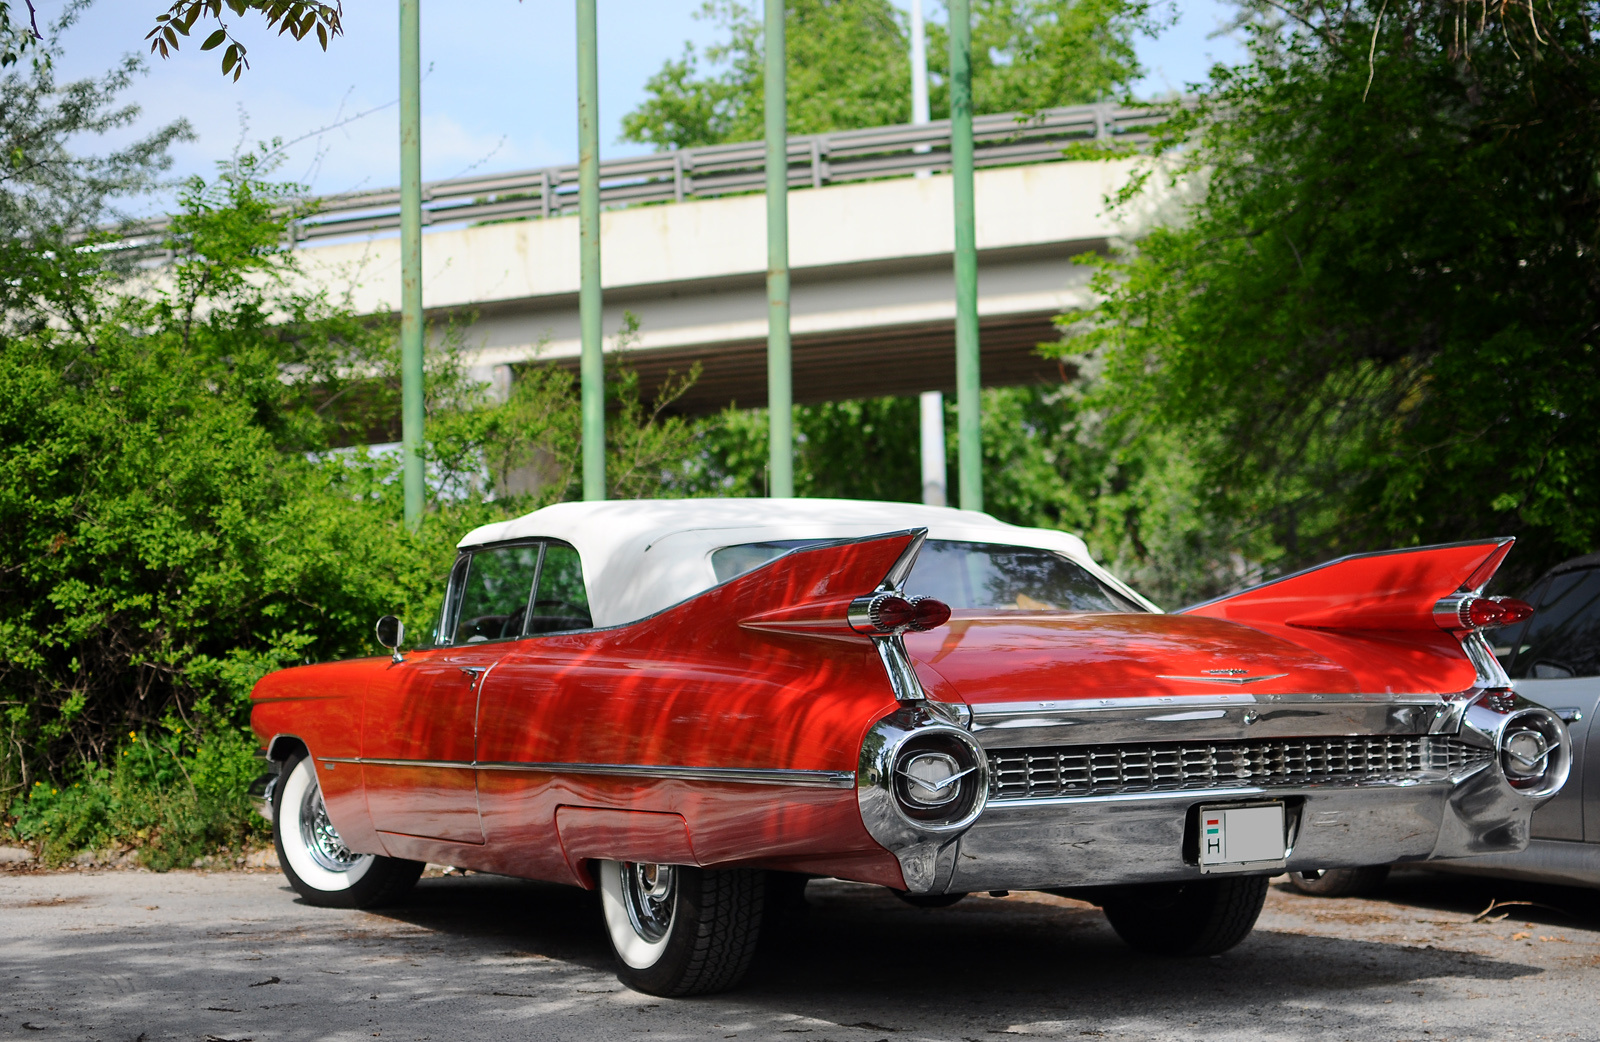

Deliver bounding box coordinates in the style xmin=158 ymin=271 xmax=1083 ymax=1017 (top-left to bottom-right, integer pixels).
xmin=1183 ymin=538 xmax=1515 ymax=632
xmin=733 ymin=529 xmax=927 ymax=642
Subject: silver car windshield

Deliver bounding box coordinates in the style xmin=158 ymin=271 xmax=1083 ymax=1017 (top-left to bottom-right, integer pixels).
xmin=711 ymin=538 xmax=1144 ymax=613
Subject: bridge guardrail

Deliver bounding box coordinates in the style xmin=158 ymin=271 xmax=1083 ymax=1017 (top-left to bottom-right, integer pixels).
xmin=117 ymin=101 xmax=1170 ymax=250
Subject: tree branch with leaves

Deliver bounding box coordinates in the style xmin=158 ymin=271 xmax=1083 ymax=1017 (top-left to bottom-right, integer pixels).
xmin=144 ymin=0 xmax=342 ymax=80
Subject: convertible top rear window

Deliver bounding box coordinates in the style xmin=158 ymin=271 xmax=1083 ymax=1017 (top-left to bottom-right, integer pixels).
xmin=711 ymin=538 xmax=1143 ymax=613
xmin=710 ymin=540 xmax=827 ymax=583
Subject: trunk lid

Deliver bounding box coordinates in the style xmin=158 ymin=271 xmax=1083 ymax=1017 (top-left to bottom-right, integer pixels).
xmin=902 ymin=611 xmax=1357 ymax=706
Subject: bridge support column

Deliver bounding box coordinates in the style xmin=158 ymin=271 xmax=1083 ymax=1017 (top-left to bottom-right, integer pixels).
xmin=399 ymin=0 xmax=424 ymax=529
xmin=577 ymin=0 xmax=606 ymax=501
xmin=949 ymin=0 xmax=982 ymax=513
xmin=910 ymin=0 xmax=931 ymax=178
xmin=765 ymin=0 xmax=793 ymax=498
xmin=920 ymin=391 xmax=947 ymax=507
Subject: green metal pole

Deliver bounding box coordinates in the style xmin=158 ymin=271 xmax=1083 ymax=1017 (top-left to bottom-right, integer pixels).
xmin=764 ymin=0 xmax=793 ymax=498
xmin=949 ymin=0 xmax=982 ymax=512
xmin=577 ymin=0 xmax=606 ymax=500
xmin=399 ymin=0 xmax=424 ymax=529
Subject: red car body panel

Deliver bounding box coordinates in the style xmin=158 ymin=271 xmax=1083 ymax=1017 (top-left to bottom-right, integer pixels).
xmin=254 ymin=530 xmax=914 ymax=889
xmin=1185 ymin=540 xmax=1512 ymax=632
xmin=251 ymin=529 xmax=1521 ymax=893
xmin=251 ymin=658 xmax=383 ymax=856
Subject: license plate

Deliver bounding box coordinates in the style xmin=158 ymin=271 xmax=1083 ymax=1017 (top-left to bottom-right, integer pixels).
xmin=1198 ymin=803 xmax=1287 ymax=872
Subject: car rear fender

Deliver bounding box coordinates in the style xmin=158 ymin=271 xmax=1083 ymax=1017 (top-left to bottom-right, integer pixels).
xmin=1184 ymin=537 xmax=1520 ymax=689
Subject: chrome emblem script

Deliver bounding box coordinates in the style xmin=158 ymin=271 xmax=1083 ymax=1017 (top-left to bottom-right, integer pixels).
xmin=1157 ymin=670 xmax=1291 ymax=685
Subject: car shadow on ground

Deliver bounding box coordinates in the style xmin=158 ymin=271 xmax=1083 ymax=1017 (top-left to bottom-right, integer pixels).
xmin=1370 ymin=866 xmax=1600 ymax=927
xmin=362 ymin=869 xmax=1573 ymax=1036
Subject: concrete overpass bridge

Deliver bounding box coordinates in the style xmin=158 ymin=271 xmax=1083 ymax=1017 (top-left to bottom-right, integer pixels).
xmin=244 ymin=102 xmax=1164 ymax=415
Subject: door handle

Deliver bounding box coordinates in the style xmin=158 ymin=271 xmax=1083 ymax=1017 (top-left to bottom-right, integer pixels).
xmin=459 ymin=666 xmax=489 ymax=688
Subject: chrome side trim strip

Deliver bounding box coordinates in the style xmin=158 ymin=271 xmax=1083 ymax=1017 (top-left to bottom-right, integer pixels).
xmin=879 ymin=529 xmax=929 ymax=592
xmin=1459 ymin=629 xmax=1513 ymax=689
xmin=321 ymin=756 xmax=855 ymax=789
xmin=477 ymin=761 xmax=857 ymax=789
xmin=324 ymin=757 xmax=469 ymax=770
xmin=875 ymin=636 xmax=927 ymax=703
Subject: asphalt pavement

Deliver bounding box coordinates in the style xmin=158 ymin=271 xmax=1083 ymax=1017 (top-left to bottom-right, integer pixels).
xmin=2 ymin=864 xmax=1598 ymax=1042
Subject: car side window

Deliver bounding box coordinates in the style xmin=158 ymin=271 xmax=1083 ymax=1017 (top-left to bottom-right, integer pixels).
xmin=434 ymin=554 xmax=472 ymax=645
xmin=1506 ymin=568 xmax=1600 ymax=679
xmin=526 ymin=542 xmax=593 ymax=635
xmin=441 ymin=544 xmax=542 ymax=645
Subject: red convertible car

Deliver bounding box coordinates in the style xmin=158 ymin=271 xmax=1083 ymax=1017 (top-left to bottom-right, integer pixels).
xmin=251 ymin=499 xmax=1570 ymax=995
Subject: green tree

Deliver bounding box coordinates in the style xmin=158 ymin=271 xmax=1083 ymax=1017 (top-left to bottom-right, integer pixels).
xmin=0 ymin=0 xmax=344 ymax=78
xmin=1059 ymin=0 xmax=1600 ymax=597
xmin=1 ymin=10 xmax=190 ymax=286
xmin=621 ymin=0 xmax=1164 ymax=149
xmin=142 ymin=0 xmax=343 ymax=80
xmin=622 ymin=0 xmax=913 ymax=148
xmin=967 ymin=0 xmax=1160 ymax=114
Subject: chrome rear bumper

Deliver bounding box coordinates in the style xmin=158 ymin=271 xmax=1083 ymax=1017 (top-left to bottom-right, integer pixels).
xmin=947 ymin=765 xmax=1516 ymax=893
xmin=859 ymin=689 xmax=1571 ymax=895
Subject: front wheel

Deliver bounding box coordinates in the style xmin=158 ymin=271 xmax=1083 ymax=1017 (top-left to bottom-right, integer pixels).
xmin=1100 ymin=875 xmax=1269 ymax=956
xmin=598 ymin=860 xmax=764 ymax=996
xmin=273 ymin=753 xmax=423 ymax=909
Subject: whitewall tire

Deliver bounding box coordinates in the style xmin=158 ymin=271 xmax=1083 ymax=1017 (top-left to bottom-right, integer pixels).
xmin=272 ymin=752 xmax=423 ymax=909
xmin=600 ymin=860 xmax=676 ymax=969
xmin=597 ymin=860 xmax=765 ymax=996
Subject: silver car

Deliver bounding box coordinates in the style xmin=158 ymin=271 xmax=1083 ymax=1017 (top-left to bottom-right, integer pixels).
xmin=1291 ymin=551 xmax=1600 ymax=896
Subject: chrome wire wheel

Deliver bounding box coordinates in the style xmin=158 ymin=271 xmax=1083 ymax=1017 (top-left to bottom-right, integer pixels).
xmin=299 ymin=777 xmax=362 ymax=873
xmin=271 ymin=752 xmax=423 ymax=910
xmin=275 ymin=754 xmax=375 ymax=894
xmin=600 ymin=859 xmax=677 ymax=970
xmin=597 ymin=860 xmax=766 ymax=996
xmin=622 ymin=862 xmax=677 ymax=943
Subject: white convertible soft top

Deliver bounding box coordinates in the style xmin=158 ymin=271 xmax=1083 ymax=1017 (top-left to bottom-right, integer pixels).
xmin=458 ymin=498 xmax=1155 ymax=627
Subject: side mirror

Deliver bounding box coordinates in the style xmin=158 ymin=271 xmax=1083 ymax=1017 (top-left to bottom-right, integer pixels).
xmin=375 ymin=615 xmax=406 ymax=663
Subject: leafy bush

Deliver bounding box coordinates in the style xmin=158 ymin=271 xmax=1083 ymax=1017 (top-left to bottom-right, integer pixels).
xmin=1 ymin=146 xmax=709 ymax=856
xmin=7 ymin=724 xmax=266 ymax=870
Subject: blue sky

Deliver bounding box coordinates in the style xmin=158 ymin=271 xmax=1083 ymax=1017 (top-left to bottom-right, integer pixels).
xmin=44 ymin=0 xmax=1247 ymax=216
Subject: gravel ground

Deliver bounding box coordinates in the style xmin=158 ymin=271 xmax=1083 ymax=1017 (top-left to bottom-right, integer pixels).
xmin=2 ymin=865 xmax=1598 ymax=1042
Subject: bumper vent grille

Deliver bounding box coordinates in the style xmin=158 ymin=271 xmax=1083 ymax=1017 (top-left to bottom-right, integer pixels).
xmin=988 ymin=736 xmax=1491 ymax=801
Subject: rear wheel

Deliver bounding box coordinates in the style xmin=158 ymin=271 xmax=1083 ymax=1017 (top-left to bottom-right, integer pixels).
xmin=273 ymin=753 xmax=423 ymax=909
xmin=1101 ymin=876 xmax=1269 ymax=956
xmin=598 ymin=860 xmax=764 ymax=996
xmin=893 ymin=890 xmax=968 ymax=909
xmin=1288 ymin=866 xmax=1391 ymax=897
